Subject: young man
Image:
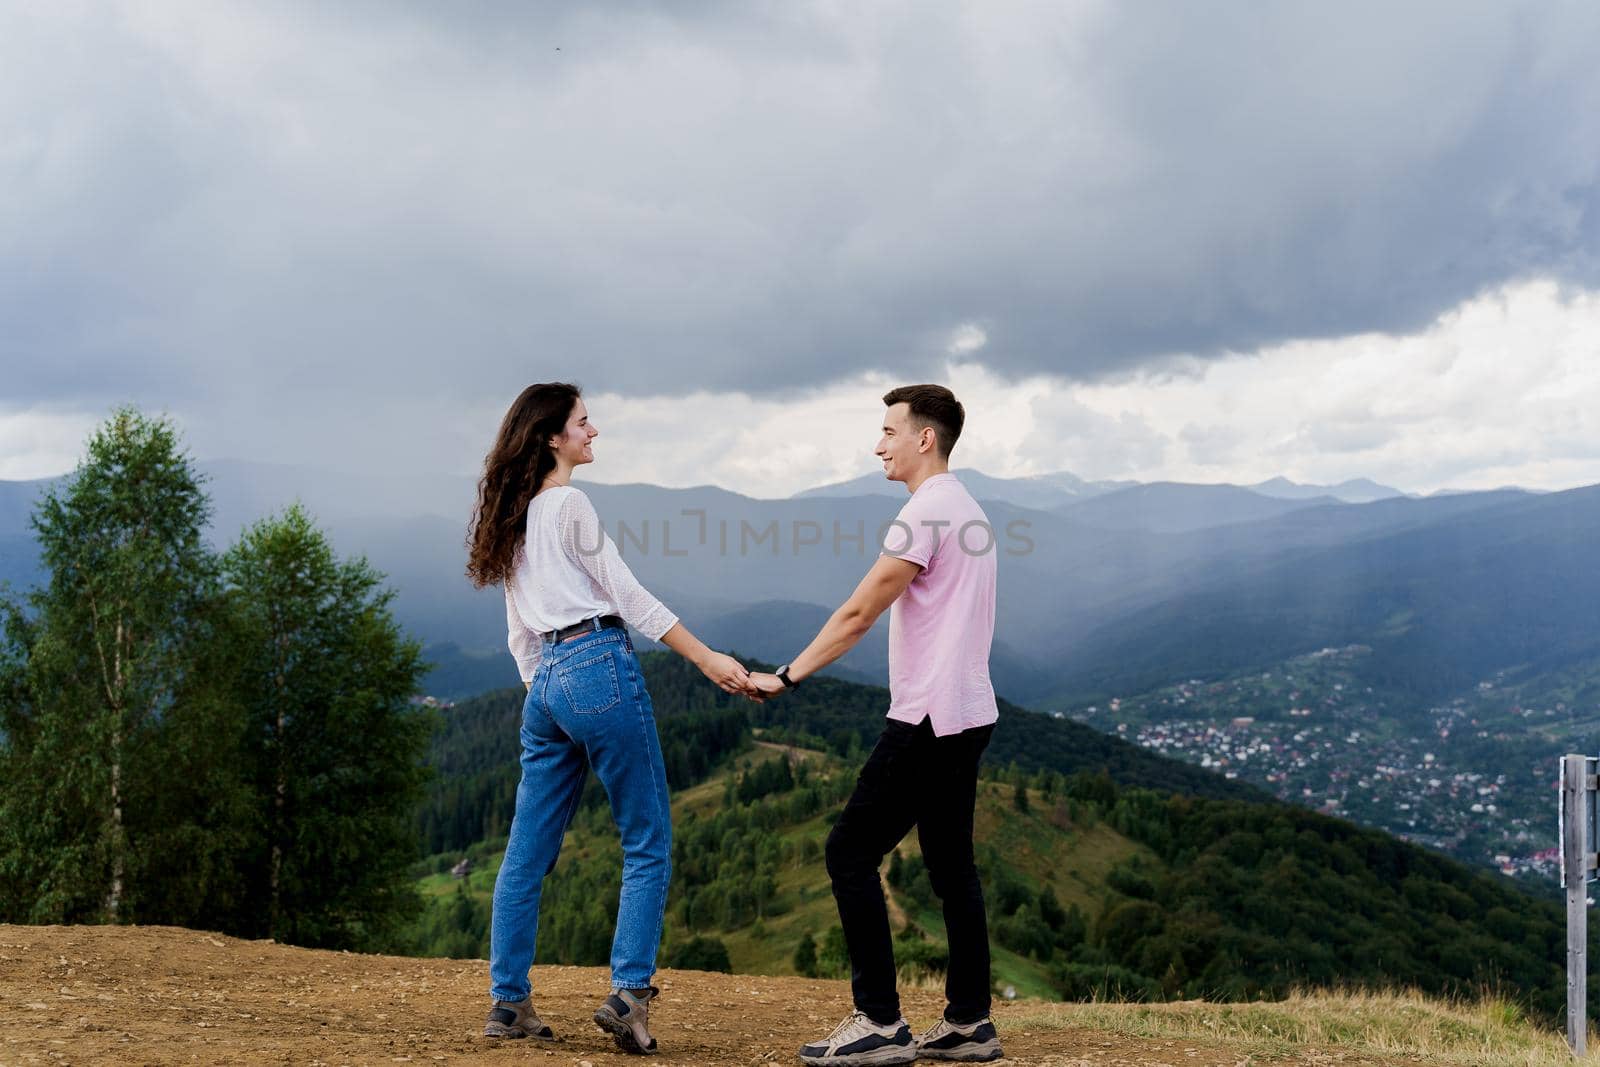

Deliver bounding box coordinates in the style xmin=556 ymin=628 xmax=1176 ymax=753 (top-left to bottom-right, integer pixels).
xmin=748 ymin=384 xmax=1002 ymax=1065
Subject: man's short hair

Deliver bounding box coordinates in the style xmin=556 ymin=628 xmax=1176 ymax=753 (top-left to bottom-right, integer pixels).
xmin=882 ymin=384 xmax=965 ymax=459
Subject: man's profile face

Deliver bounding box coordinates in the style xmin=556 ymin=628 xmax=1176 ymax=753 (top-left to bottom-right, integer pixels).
xmin=875 ymin=402 xmax=925 ymax=483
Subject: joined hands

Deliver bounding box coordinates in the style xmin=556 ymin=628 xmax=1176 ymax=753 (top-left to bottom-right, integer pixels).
xmin=697 ymin=652 xmax=790 ymax=702
xmin=743 ymin=672 xmax=788 ymax=702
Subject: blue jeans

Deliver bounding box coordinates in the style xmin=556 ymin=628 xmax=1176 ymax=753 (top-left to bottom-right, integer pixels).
xmin=488 ymin=621 xmax=672 ymax=1001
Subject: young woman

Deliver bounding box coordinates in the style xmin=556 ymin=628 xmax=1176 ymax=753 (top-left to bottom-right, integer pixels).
xmin=465 ymin=381 xmax=750 ymax=1054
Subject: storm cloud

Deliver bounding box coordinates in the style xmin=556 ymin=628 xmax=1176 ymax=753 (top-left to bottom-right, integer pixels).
xmin=5 ymin=0 xmax=1599 ymax=420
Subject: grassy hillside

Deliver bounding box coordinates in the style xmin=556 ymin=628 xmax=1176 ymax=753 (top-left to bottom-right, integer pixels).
xmin=412 ymin=740 xmax=1136 ymax=1001
xmin=1014 ymin=989 xmax=1598 ymax=1067
xmin=406 ymin=658 xmax=1591 ymax=1025
xmin=417 ymin=651 xmax=1268 ymax=859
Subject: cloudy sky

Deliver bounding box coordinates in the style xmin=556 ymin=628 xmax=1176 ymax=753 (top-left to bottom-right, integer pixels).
xmin=4 ymin=1 xmax=1599 ymax=498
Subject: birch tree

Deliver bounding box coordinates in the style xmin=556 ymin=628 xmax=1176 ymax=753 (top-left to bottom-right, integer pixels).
xmin=0 ymin=408 xmax=226 ymax=923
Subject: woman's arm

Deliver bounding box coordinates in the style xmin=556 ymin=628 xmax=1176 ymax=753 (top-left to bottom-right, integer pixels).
xmin=656 ymin=621 xmax=751 ymax=695
xmin=505 ymin=580 xmax=542 ymax=692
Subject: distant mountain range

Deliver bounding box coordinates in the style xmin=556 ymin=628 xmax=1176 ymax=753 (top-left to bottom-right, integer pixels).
xmin=1 ymin=461 xmax=1585 ymax=720
xmin=1248 ymin=475 xmax=1406 ymax=503
xmin=1026 ymin=482 xmax=1600 ymax=707
xmin=9 ymin=458 xmax=1599 ymax=888
xmin=796 ymin=468 xmax=1407 ymax=511
xmin=795 ymin=468 xmax=1135 ymax=509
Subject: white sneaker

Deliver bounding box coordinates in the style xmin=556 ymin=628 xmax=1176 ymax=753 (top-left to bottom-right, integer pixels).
xmin=797 ymin=1009 xmax=917 ymax=1065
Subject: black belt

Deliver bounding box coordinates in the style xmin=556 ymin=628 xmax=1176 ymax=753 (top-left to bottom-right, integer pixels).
xmin=544 ymin=614 xmax=625 ymax=645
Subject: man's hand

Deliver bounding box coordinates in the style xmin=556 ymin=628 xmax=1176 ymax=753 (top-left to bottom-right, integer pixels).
xmin=744 ymin=672 xmax=788 ymax=703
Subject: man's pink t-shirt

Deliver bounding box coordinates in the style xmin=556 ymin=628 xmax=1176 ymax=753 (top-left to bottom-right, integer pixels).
xmin=881 ymin=472 xmax=999 ymax=737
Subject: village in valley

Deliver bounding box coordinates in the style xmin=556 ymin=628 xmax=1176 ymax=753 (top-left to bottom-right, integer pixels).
xmin=1062 ymin=645 xmax=1578 ymax=883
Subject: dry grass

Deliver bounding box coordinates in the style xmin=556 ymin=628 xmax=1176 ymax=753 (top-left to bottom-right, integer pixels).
xmin=1005 ymin=986 xmax=1600 ymax=1066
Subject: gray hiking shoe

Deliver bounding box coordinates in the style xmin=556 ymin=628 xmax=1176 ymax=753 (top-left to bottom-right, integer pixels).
xmin=482 ymin=997 xmax=554 ymax=1040
xmin=593 ymin=985 xmax=659 ymax=1055
xmin=798 ymin=1009 xmax=916 ymax=1065
xmin=916 ymin=1015 xmax=1003 ymax=1061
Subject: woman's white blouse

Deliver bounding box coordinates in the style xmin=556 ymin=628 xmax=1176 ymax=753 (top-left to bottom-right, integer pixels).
xmin=504 ymin=485 xmax=679 ymax=683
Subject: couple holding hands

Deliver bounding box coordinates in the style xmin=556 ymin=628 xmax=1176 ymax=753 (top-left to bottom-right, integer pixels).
xmin=465 ymin=382 xmax=1003 ymax=1064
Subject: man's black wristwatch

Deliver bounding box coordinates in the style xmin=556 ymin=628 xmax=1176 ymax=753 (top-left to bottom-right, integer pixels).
xmin=776 ymin=663 xmax=801 ymax=690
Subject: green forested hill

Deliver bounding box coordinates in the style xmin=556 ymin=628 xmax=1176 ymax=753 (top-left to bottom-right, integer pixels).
xmin=419 ymin=650 xmax=1265 ymax=856
xmin=409 ymin=653 xmax=1585 ymax=1023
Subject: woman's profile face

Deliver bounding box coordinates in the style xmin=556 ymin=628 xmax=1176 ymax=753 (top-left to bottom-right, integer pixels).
xmin=550 ymin=398 xmax=598 ymax=466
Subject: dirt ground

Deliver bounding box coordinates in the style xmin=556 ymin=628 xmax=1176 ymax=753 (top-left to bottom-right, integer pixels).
xmin=0 ymin=925 xmax=1408 ymax=1067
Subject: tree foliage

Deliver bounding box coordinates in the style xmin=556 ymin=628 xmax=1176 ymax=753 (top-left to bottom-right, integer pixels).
xmin=0 ymin=409 xmax=430 ymax=949
xmin=0 ymin=408 xmax=240 ymax=925
xmin=222 ymin=504 xmax=431 ymax=948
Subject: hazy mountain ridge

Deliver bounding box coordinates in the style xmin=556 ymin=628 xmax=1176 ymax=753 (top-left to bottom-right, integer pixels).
xmin=0 ymin=466 xmax=1575 ymax=721
xmin=1033 ymin=482 xmax=1600 ymax=706
xmin=794 ymin=468 xmax=1408 ymax=513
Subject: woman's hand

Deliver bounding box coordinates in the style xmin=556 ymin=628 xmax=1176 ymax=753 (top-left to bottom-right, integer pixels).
xmin=698 ymin=651 xmax=752 ymax=695
xmin=659 ymin=623 xmax=753 ymax=695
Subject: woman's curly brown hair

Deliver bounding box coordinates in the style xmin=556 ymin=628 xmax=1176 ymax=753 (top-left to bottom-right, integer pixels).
xmin=465 ymin=382 xmax=582 ymax=588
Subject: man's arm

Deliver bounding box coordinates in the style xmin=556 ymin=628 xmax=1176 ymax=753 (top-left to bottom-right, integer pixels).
xmin=749 ymin=554 xmax=921 ymax=696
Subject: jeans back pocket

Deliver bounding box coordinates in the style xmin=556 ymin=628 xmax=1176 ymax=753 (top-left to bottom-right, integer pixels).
xmin=556 ymin=648 xmax=623 ymax=715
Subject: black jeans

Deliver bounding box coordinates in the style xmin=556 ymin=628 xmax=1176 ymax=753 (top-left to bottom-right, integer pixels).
xmin=825 ymin=716 xmax=995 ymax=1026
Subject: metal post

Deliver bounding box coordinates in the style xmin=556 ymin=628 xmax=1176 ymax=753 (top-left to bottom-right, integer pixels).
xmin=1562 ymin=754 xmax=1590 ymax=1056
